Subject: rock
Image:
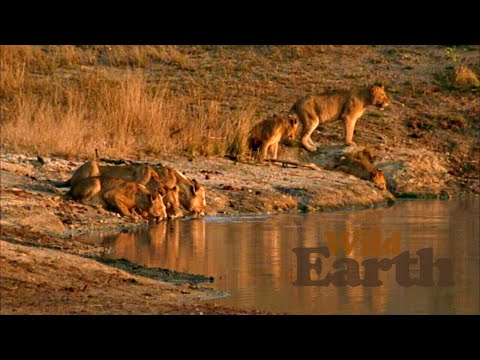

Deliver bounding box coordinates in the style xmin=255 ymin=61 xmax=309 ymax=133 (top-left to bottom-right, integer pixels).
xmin=37 ymin=156 xmax=46 ymax=166
xmin=307 ymin=145 xmax=451 ymax=198
xmin=61 ymin=218 xmax=73 ymax=225
xmin=376 ymin=148 xmax=451 ymax=197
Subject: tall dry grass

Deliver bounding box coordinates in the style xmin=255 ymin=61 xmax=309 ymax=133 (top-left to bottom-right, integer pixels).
xmin=454 ymin=65 xmax=480 ymax=88
xmin=0 ymin=45 xmax=258 ymax=159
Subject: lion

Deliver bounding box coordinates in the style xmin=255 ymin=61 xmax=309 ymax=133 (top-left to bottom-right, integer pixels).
xmin=51 ymin=161 xmax=101 ymax=188
xmin=98 ymin=165 xmax=184 ymax=219
xmin=248 ymin=114 xmax=299 ymax=160
xmin=68 ymin=176 xmax=167 ymax=220
xmin=148 ymin=180 xmax=184 ymax=219
xmin=153 ymin=164 xmax=206 ymax=216
xmin=334 ymin=150 xmax=387 ymax=190
xmin=56 ymin=161 xmax=205 ymax=217
xmin=289 ymin=85 xmax=390 ymax=151
xmin=347 ymin=148 xmax=375 ymax=163
xmin=53 ymin=161 xmax=153 ymax=188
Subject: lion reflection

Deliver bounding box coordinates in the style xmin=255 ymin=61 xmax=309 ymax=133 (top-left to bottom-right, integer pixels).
xmin=103 ymin=219 xmax=206 ymax=269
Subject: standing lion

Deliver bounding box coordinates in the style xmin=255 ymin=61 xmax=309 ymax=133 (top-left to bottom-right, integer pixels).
xmin=248 ymin=114 xmax=299 ymax=161
xmin=289 ymin=85 xmax=390 ymax=151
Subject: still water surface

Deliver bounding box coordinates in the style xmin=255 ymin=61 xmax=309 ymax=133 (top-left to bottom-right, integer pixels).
xmin=80 ymin=198 xmax=479 ymax=314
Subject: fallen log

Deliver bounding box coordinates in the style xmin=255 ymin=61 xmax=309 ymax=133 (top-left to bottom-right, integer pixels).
xmin=94 ymin=149 xmax=160 ymax=167
xmin=265 ymin=159 xmax=322 ymax=171
xmin=99 ymin=158 xmax=133 ymax=165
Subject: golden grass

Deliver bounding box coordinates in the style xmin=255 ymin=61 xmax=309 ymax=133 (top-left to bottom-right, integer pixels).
xmin=0 ymin=45 xmax=259 ymax=159
xmin=3 ymin=45 xmax=477 ymax=160
xmin=454 ymin=65 xmax=480 ymax=88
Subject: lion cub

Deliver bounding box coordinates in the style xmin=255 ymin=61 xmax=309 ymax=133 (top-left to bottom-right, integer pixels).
xmin=248 ymin=114 xmax=299 ymax=161
xmin=334 ymin=149 xmax=387 ymax=190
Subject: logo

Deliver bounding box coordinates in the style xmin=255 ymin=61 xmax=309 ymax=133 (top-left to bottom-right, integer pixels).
xmin=293 ymin=231 xmax=454 ymax=287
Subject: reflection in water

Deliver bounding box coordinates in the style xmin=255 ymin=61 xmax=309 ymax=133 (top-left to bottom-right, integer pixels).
xmin=81 ymin=198 xmax=480 ymax=314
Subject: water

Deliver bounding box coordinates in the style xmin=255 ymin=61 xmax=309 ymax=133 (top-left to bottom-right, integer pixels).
xmin=80 ymin=198 xmax=480 ymax=314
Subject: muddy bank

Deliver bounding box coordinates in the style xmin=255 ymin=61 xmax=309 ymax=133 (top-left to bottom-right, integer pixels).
xmin=1 ymin=150 xmax=398 ymax=236
xmin=0 ymin=146 xmax=469 ymax=314
xmin=0 ymin=237 xmax=271 ymax=315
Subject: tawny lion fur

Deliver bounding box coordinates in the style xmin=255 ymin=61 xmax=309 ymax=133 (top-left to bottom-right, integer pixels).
xmin=248 ymin=114 xmax=299 ymax=160
xmin=289 ymin=85 xmax=390 ymax=151
xmin=334 ymin=149 xmax=387 ymax=190
xmin=57 ymin=161 xmax=205 ymax=216
xmin=69 ymin=176 xmax=167 ymax=220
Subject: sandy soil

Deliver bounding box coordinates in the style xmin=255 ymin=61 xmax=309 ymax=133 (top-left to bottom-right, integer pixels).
xmin=0 ymin=239 xmax=271 ymax=314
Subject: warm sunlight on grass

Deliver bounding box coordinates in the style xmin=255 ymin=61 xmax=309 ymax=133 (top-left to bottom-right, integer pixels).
xmin=0 ymin=45 xmax=263 ymax=158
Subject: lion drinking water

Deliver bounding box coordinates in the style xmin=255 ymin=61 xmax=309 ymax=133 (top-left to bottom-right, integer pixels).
xmin=334 ymin=149 xmax=387 ymax=190
xmin=68 ymin=176 xmax=167 ymax=221
xmin=55 ymin=161 xmax=205 ymax=217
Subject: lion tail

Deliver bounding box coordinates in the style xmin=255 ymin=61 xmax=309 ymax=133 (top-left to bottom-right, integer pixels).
xmin=48 ymin=178 xmax=71 ymax=188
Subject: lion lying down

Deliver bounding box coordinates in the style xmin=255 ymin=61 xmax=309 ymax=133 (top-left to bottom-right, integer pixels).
xmin=56 ymin=161 xmax=206 ymax=217
xmin=68 ymin=176 xmax=167 ymax=221
xmin=334 ymin=149 xmax=387 ymax=190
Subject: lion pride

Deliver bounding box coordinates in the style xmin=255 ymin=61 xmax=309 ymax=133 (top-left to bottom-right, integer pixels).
xmin=68 ymin=176 xmax=167 ymax=221
xmin=55 ymin=161 xmax=205 ymax=217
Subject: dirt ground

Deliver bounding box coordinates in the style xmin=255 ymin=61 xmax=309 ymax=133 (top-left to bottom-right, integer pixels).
xmin=0 ymin=238 xmax=270 ymax=315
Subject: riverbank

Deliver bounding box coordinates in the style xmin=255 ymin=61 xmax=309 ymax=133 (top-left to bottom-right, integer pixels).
xmin=0 ymin=144 xmax=472 ymax=314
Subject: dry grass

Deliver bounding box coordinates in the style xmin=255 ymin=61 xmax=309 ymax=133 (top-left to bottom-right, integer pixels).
xmin=1 ymin=45 xmax=479 ymax=161
xmin=454 ymin=65 xmax=480 ymax=88
xmin=0 ymin=45 xmax=258 ymax=159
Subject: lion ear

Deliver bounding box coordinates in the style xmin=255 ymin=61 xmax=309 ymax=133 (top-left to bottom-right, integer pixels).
xmin=193 ymin=179 xmax=201 ymax=190
xmin=190 ymin=181 xmax=197 ymax=195
xmin=290 ymin=118 xmax=297 ymax=126
xmin=158 ymin=187 xmax=166 ymax=197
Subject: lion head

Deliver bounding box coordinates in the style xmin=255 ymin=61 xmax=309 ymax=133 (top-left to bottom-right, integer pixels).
xmin=182 ymin=179 xmax=206 ymax=216
xmin=139 ymin=191 xmax=167 ymax=222
xmin=370 ymin=85 xmax=390 ymax=111
xmin=159 ymin=185 xmax=183 ymax=219
xmin=286 ymin=116 xmax=300 ymax=140
xmin=371 ymin=168 xmax=387 ymax=190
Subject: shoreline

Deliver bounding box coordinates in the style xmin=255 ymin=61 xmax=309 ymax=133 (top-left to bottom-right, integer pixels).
xmin=0 ymin=150 xmax=476 ymax=314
